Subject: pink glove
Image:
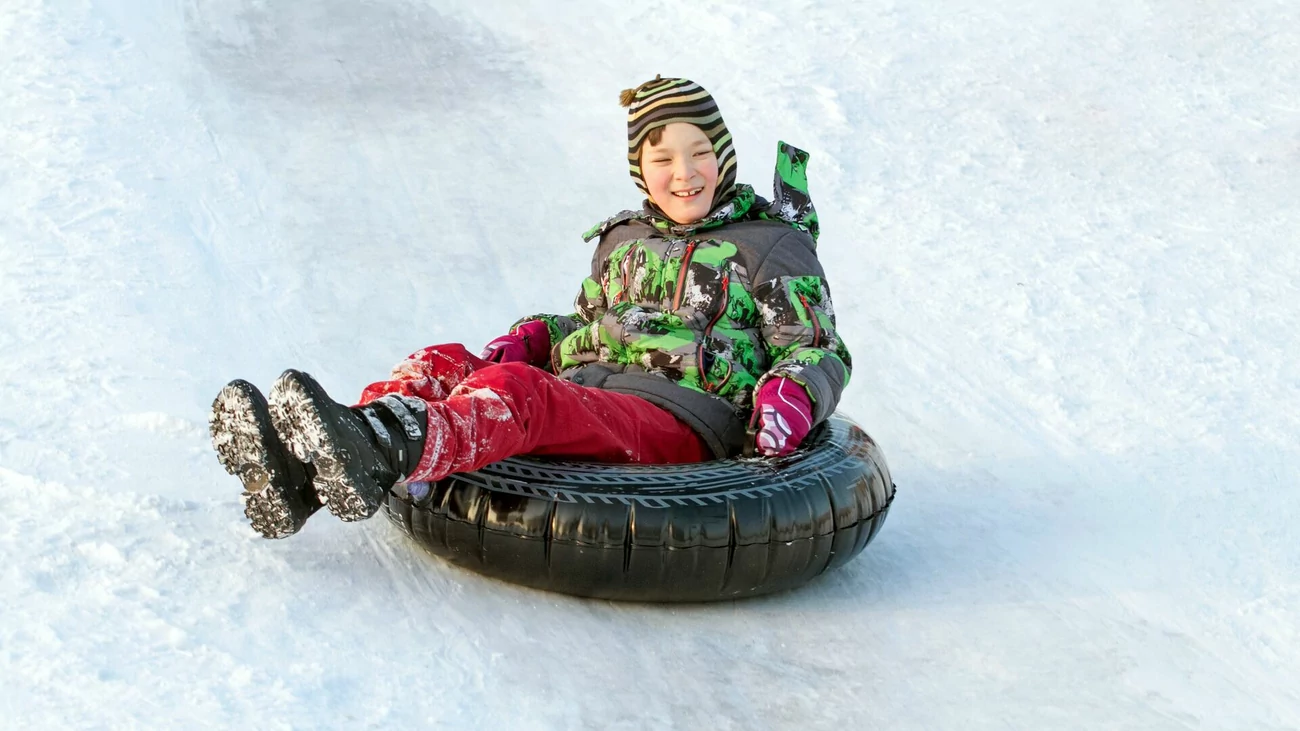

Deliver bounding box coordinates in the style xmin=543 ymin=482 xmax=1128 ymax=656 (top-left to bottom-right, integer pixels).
xmin=752 ymin=377 xmax=814 ymax=457
xmin=479 ymin=320 xmax=551 ymax=365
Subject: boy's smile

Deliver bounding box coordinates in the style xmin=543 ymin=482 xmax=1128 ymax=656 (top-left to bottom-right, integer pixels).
xmin=640 ymin=123 xmax=720 ymax=225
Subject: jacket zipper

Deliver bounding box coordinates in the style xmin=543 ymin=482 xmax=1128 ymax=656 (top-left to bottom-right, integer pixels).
xmin=671 ymin=240 xmax=698 ymax=311
xmin=798 ymin=293 xmax=823 ymax=348
xmin=613 ymin=250 xmax=635 ymax=305
xmin=699 ymin=274 xmax=730 ymax=392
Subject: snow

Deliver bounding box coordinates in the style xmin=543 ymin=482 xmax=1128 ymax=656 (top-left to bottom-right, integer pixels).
xmin=2 ymin=0 xmax=1298 ymax=727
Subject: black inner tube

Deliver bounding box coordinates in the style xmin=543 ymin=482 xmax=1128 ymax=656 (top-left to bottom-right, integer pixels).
xmin=384 ymin=415 xmax=895 ymax=602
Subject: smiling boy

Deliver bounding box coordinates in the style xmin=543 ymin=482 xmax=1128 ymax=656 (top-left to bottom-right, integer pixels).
xmin=640 ymin=121 xmax=721 ymax=224
xmin=211 ymin=76 xmax=852 ymax=537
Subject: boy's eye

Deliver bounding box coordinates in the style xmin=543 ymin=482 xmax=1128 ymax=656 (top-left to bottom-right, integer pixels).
xmin=694 ymin=151 xmax=711 ymax=157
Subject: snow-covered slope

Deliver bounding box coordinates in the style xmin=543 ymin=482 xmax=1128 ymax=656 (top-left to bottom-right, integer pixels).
xmin=3 ymin=0 xmax=1297 ymax=727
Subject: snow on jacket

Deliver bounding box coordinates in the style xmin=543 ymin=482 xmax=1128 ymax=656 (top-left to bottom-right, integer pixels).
xmin=517 ymin=143 xmax=851 ymax=458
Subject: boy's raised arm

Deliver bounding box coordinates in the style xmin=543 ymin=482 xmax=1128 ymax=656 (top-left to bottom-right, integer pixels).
xmin=499 ymin=254 xmax=608 ymax=370
xmin=510 ymin=253 xmax=608 ymax=345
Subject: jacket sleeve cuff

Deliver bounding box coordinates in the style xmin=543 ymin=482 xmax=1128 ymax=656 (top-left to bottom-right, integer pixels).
xmin=756 ymin=361 xmax=841 ymax=425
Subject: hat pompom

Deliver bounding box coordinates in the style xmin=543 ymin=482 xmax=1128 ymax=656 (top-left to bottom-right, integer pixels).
xmin=619 ymin=88 xmax=637 ymax=107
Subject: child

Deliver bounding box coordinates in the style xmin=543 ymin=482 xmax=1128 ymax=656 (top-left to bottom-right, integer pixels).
xmin=210 ymin=76 xmax=852 ymax=539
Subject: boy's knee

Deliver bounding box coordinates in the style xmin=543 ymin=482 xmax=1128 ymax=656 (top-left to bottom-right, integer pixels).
xmin=493 ymin=361 xmax=538 ymax=378
xmin=455 ymin=362 xmax=543 ymax=398
xmin=407 ymin=342 xmax=474 ymax=363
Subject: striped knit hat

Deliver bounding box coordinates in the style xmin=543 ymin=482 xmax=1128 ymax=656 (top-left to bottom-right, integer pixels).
xmin=621 ymin=76 xmax=738 ymax=210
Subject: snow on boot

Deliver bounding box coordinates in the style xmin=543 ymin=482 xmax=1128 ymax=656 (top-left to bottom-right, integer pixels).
xmin=268 ymin=370 xmax=424 ymax=522
xmin=210 ymin=379 xmax=322 ymax=539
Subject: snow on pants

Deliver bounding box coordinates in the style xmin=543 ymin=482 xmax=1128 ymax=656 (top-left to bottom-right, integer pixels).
xmin=356 ymin=343 xmax=711 ymax=483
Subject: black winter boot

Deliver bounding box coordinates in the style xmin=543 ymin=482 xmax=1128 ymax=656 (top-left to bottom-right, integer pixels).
xmin=210 ymin=380 xmax=323 ymax=538
xmin=267 ymin=370 xmax=427 ymax=522
xmin=352 ymin=393 xmax=429 ymax=481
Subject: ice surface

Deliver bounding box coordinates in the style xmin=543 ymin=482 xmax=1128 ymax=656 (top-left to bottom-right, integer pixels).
xmin=2 ymin=0 xmax=1298 ymax=728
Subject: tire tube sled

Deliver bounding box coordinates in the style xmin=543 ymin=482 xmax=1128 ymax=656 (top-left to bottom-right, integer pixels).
xmin=383 ymin=414 xmax=895 ymax=602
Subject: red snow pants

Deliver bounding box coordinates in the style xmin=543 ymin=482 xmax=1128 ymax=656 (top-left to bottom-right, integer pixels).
xmin=356 ymin=344 xmax=711 ymax=483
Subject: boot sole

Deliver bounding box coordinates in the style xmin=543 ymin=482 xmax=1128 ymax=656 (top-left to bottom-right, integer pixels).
xmin=210 ymin=380 xmax=320 ymax=539
xmin=269 ymin=370 xmax=388 ymax=522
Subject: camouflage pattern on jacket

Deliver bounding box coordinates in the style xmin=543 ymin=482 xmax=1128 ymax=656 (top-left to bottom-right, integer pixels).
xmin=514 ymin=143 xmax=850 ymax=457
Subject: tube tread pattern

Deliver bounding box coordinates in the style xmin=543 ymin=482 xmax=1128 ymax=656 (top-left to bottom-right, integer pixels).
xmin=383 ymin=415 xmax=894 ymax=601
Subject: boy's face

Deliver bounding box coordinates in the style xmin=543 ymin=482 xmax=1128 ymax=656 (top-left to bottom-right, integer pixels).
xmin=640 ymin=123 xmax=720 ymax=224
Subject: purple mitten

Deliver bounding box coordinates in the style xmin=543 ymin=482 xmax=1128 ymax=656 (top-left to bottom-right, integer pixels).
xmin=753 ymin=377 xmax=814 ymax=457
xmin=479 ymin=320 xmax=551 ymax=365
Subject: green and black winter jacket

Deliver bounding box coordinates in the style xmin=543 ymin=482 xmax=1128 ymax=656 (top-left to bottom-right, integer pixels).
xmin=518 ymin=143 xmax=851 ymax=458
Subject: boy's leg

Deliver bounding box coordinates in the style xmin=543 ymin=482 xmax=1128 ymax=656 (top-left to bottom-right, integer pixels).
xmin=357 ymin=343 xmax=492 ymax=404
xmin=267 ymin=362 xmax=709 ymax=521
xmin=406 ymin=362 xmax=711 ymax=483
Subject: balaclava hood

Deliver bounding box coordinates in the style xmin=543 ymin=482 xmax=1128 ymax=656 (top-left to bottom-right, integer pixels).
xmin=621 ymin=76 xmax=738 ymax=212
